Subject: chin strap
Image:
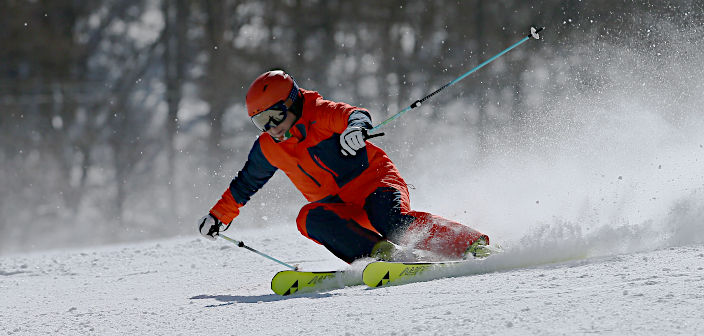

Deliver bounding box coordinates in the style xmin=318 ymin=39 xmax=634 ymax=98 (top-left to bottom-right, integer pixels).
xmin=271 ymin=128 xmax=293 ymax=142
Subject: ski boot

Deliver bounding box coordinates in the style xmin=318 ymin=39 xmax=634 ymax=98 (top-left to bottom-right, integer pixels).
xmin=370 ymin=240 xmax=399 ymax=261
xmin=464 ymin=236 xmax=491 ymax=259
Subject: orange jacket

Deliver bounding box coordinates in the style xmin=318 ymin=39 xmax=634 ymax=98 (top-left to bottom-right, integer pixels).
xmin=210 ymin=89 xmax=405 ymax=224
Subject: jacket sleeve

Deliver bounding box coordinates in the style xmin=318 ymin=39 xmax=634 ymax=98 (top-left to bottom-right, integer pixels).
xmin=347 ymin=110 xmax=372 ymax=129
xmin=312 ymin=95 xmax=371 ymax=133
xmin=209 ymin=139 xmax=277 ymax=223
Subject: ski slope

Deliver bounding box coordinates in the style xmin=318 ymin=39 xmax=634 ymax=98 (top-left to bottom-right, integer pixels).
xmin=2 ymin=224 xmax=703 ymax=335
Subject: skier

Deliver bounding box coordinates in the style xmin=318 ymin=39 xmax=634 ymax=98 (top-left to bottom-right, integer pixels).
xmin=198 ymin=70 xmax=489 ymax=263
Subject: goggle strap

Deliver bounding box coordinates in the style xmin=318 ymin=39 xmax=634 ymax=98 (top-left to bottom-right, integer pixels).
xmin=287 ymin=80 xmax=299 ymax=104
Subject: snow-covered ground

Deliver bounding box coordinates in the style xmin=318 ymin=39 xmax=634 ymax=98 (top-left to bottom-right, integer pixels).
xmin=2 ymin=223 xmax=703 ymax=335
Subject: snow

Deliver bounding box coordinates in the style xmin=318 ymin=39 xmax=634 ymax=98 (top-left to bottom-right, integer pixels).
xmin=2 ymin=223 xmax=704 ymax=335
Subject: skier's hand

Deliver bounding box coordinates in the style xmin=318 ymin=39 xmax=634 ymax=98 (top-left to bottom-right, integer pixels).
xmin=198 ymin=213 xmax=227 ymax=240
xmin=340 ymin=126 xmax=366 ymax=156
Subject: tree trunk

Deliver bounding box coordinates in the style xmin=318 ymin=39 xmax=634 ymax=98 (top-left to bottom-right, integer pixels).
xmin=204 ymin=0 xmax=229 ymax=175
xmin=163 ymin=0 xmax=187 ymax=223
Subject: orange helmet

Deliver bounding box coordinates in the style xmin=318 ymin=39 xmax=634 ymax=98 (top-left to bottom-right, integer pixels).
xmin=246 ymin=70 xmax=300 ymax=117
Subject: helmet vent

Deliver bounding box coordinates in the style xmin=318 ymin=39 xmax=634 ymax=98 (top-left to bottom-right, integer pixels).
xmin=262 ymin=84 xmax=268 ymax=92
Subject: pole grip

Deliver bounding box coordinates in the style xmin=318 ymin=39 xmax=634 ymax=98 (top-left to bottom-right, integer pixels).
xmin=363 ymin=129 xmax=385 ymax=140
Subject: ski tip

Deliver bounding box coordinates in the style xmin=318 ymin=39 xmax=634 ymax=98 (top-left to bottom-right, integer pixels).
xmin=271 ymin=270 xmax=296 ymax=296
xmin=362 ymin=261 xmax=385 ymax=288
xmin=529 ymin=26 xmax=545 ymax=40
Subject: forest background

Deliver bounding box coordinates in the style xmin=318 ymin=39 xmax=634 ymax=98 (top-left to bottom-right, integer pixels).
xmin=1 ymin=0 xmax=701 ymax=254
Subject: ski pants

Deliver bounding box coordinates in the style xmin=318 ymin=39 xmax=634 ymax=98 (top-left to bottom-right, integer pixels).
xmin=296 ymin=186 xmax=488 ymax=263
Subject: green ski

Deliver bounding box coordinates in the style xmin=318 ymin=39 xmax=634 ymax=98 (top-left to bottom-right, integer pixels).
xmin=362 ymin=261 xmax=466 ymax=288
xmin=271 ymin=270 xmax=357 ymax=296
xmin=364 ymin=239 xmax=501 ymax=288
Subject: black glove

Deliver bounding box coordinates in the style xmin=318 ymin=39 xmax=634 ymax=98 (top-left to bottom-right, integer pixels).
xmin=197 ymin=213 xmax=227 ymax=240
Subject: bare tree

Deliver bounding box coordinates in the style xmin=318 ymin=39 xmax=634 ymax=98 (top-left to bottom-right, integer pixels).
xmin=202 ymin=0 xmax=232 ymax=174
xmin=162 ymin=0 xmax=189 ymax=222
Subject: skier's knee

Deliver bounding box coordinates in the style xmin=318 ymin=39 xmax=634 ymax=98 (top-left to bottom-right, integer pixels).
xmin=296 ymin=203 xmax=323 ymax=238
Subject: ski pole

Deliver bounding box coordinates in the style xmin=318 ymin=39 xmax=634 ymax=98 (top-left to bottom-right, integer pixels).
xmin=368 ymin=26 xmax=544 ymax=134
xmin=219 ymin=234 xmax=299 ymax=270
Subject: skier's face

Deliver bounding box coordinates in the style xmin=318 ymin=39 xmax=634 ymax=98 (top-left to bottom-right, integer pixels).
xmin=266 ymin=111 xmax=296 ymax=141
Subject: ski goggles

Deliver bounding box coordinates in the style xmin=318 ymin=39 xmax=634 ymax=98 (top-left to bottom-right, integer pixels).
xmin=250 ymin=101 xmax=291 ymax=132
xmin=250 ymin=79 xmax=300 ymax=132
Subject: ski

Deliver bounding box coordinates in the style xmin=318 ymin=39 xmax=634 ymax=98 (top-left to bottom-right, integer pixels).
xmin=273 ymin=245 xmax=501 ymax=294
xmin=362 ymin=260 xmax=468 ymax=288
xmin=363 ymin=240 xmax=502 ymax=288
xmin=271 ymin=270 xmax=356 ymax=296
